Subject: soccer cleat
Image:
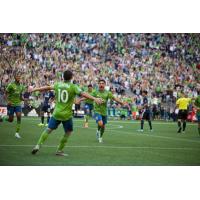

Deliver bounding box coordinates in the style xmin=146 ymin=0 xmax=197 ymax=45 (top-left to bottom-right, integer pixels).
xmin=56 ymin=151 xmax=68 ymax=157
xmin=98 ymin=137 xmax=103 ymax=143
xmin=32 ymin=145 xmax=40 ymax=155
xmin=38 ymin=123 xmax=45 ymax=127
xmin=15 ymin=132 xmax=21 ymax=139
xmin=182 ymin=131 xmax=185 ymax=134
xmin=96 ymin=130 xmax=100 ymax=140
xmin=177 ymin=127 xmax=182 ymax=133
xmin=137 ymin=129 xmax=144 ymax=132
xmin=45 ymin=123 xmax=48 ymax=127
xmin=150 ymin=129 xmax=153 ymax=133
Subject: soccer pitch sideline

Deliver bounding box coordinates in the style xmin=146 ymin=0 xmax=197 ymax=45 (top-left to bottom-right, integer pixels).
xmin=0 ymin=117 xmax=199 ymax=166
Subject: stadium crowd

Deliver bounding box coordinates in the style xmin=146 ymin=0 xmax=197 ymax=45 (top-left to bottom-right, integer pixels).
xmin=0 ymin=33 xmax=199 ymax=120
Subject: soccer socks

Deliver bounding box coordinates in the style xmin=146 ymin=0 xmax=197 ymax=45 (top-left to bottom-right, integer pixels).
xmin=41 ymin=116 xmax=44 ymax=124
xmin=57 ymin=134 xmax=69 ymax=152
xmin=177 ymin=121 xmax=182 ymax=133
xmin=148 ymin=120 xmax=152 ymax=130
xmin=183 ymin=121 xmax=186 ymax=131
xmin=84 ymin=115 xmax=89 ymax=123
xmin=47 ymin=116 xmax=50 ymax=124
xmin=100 ymin=126 xmax=105 ymax=137
xmin=16 ymin=119 xmax=21 ymax=133
xmin=141 ymin=120 xmax=144 ymax=130
xmin=37 ymin=129 xmax=50 ymax=146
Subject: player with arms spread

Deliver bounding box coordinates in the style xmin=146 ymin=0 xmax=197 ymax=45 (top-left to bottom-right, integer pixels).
xmin=29 ymin=70 xmax=103 ymax=156
xmin=78 ymin=79 xmax=127 ymax=143
xmin=0 ymin=72 xmax=26 ymax=139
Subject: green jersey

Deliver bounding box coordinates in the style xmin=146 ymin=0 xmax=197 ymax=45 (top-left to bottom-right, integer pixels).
xmin=6 ymin=82 xmax=25 ymax=106
xmin=92 ymin=90 xmax=114 ymax=116
xmin=195 ymin=96 xmax=200 ymax=115
xmin=53 ymin=81 xmax=82 ymax=121
xmin=85 ymin=89 xmax=94 ymax=104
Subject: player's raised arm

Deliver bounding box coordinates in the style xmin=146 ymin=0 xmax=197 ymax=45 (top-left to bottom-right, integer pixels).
xmin=29 ymin=86 xmax=53 ymax=93
xmin=81 ymin=92 xmax=104 ymax=105
xmin=112 ymin=96 xmax=128 ymax=107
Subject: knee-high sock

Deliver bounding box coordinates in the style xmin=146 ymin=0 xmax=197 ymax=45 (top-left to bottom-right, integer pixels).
xmin=37 ymin=129 xmax=50 ymax=146
xmin=16 ymin=118 xmax=21 ymax=133
xmin=100 ymin=126 xmax=105 ymax=137
xmin=183 ymin=121 xmax=186 ymax=131
xmin=178 ymin=121 xmax=181 ymax=128
xmin=148 ymin=120 xmax=152 ymax=130
xmin=57 ymin=134 xmax=70 ymax=151
xmin=41 ymin=116 xmax=44 ymax=124
xmin=141 ymin=120 xmax=144 ymax=130
xmin=47 ymin=116 xmax=50 ymax=124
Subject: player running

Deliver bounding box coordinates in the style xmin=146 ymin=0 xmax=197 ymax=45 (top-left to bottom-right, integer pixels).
xmin=176 ymin=92 xmax=192 ymax=133
xmin=29 ymin=70 xmax=103 ymax=156
xmin=83 ymin=84 xmax=94 ymax=128
xmin=138 ymin=91 xmax=153 ymax=132
xmin=78 ymin=79 xmax=127 ymax=143
xmin=38 ymin=90 xmax=55 ymax=127
xmin=0 ymin=72 xmax=25 ymax=138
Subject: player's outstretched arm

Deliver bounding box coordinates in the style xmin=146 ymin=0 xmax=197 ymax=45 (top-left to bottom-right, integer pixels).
xmin=113 ymin=96 xmax=127 ymax=107
xmin=81 ymin=92 xmax=103 ymax=105
xmin=29 ymin=86 xmax=53 ymax=93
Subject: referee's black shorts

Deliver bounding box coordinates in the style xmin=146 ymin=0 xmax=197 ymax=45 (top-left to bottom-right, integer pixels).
xmin=177 ymin=110 xmax=188 ymax=120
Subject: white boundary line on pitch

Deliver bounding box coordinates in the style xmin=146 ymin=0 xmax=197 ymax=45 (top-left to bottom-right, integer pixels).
xmin=110 ymin=129 xmax=200 ymax=144
xmin=21 ymin=117 xmax=197 ymax=126
xmin=0 ymin=144 xmax=199 ymax=151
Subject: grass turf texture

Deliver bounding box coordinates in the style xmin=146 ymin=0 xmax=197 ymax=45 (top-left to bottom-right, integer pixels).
xmin=0 ymin=117 xmax=200 ymax=166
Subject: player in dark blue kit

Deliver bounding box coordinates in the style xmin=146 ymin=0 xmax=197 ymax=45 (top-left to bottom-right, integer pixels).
xmin=38 ymin=90 xmax=55 ymax=127
xmin=138 ymin=91 xmax=153 ymax=132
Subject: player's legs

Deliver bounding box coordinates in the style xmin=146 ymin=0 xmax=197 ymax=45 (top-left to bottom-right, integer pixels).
xmin=177 ymin=110 xmax=182 ymax=133
xmin=32 ymin=117 xmax=60 ymax=155
xmin=38 ymin=106 xmax=45 ymax=126
xmin=15 ymin=107 xmax=22 ymax=138
xmin=147 ymin=112 xmax=153 ymax=131
xmin=182 ymin=111 xmax=188 ymax=133
xmin=84 ymin=104 xmax=90 ymax=128
xmin=56 ymin=118 xmax=73 ymax=156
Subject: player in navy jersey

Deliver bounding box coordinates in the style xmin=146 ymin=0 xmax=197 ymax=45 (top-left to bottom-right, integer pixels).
xmin=38 ymin=90 xmax=55 ymax=126
xmin=138 ymin=91 xmax=153 ymax=132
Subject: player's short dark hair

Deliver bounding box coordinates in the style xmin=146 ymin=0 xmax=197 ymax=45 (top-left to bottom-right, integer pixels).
xmin=98 ymin=79 xmax=106 ymax=84
xmin=88 ymin=84 xmax=93 ymax=88
xmin=63 ymin=70 xmax=73 ymax=81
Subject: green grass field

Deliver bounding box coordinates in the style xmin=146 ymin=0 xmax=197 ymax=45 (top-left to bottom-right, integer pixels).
xmin=0 ymin=117 xmax=200 ymax=166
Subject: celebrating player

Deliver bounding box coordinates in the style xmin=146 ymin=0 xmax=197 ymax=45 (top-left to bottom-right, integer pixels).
xmin=78 ymin=79 xmax=127 ymax=143
xmin=29 ymin=70 xmax=103 ymax=156
xmin=0 ymin=72 xmax=25 ymax=138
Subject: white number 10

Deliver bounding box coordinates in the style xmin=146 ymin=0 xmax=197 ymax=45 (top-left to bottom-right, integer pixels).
xmin=58 ymin=89 xmax=68 ymax=103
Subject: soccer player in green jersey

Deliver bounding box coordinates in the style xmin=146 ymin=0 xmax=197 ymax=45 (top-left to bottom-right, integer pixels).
xmin=83 ymin=84 xmax=94 ymax=128
xmin=79 ymin=79 xmax=127 ymax=143
xmin=30 ymin=70 xmax=103 ymax=156
xmin=0 ymin=73 xmax=25 ymax=138
xmin=194 ymin=91 xmax=200 ymax=135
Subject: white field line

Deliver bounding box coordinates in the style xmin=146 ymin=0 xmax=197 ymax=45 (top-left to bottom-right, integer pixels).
xmin=22 ymin=117 xmax=197 ymax=126
xmin=0 ymin=144 xmax=199 ymax=151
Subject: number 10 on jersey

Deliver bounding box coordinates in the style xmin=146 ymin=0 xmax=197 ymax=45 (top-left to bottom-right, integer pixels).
xmin=58 ymin=89 xmax=68 ymax=103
